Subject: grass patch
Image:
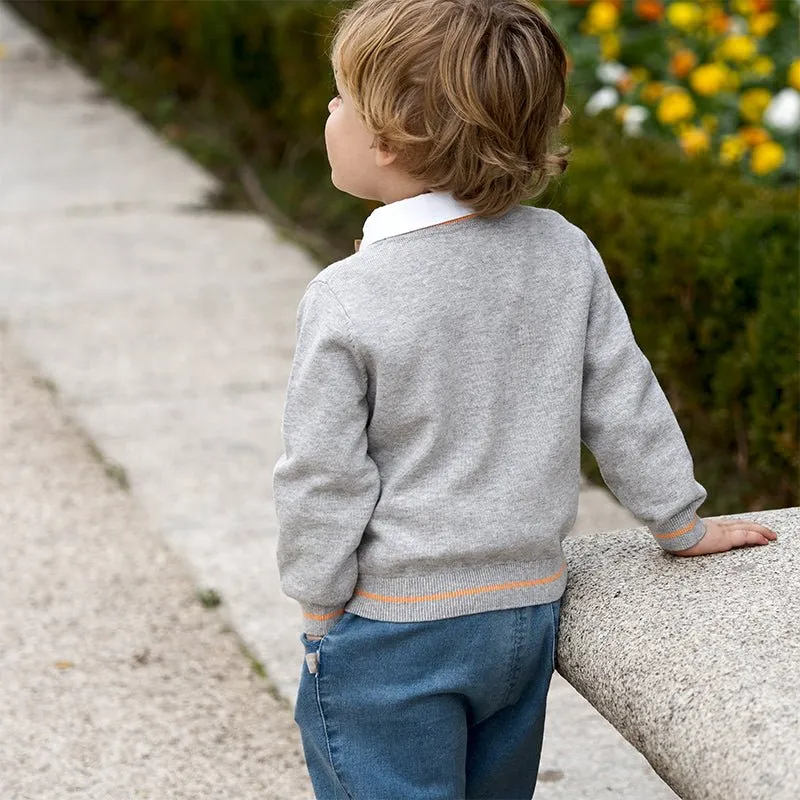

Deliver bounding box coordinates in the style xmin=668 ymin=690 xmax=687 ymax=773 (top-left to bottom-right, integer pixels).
xmin=31 ymin=375 xmax=59 ymax=396
xmin=196 ymin=588 xmax=223 ymax=609
xmin=237 ymin=641 xmax=290 ymax=709
xmin=84 ymin=439 xmax=130 ymax=492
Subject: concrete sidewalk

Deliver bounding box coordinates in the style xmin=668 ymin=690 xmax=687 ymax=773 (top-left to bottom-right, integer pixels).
xmin=0 ymin=331 xmax=313 ymax=798
xmin=1 ymin=5 xmax=680 ymax=797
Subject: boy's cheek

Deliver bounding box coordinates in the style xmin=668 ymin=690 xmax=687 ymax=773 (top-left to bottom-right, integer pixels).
xmin=323 ymin=120 xmax=332 ymax=158
xmin=324 ymin=120 xmax=338 ymax=167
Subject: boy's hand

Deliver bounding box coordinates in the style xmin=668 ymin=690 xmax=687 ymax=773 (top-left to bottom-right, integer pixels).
xmin=672 ymin=518 xmax=777 ymax=557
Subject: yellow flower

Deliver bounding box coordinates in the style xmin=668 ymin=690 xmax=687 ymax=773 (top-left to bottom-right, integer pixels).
xmin=720 ymin=134 xmax=748 ymax=164
xmin=657 ymin=88 xmax=696 ymax=125
xmin=600 ymin=32 xmax=621 ymax=61
xmin=690 ymin=63 xmax=730 ymax=96
xmin=679 ymin=126 xmax=711 ymax=157
xmin=586 ymin=1 xmax=620 ymax=34
xmin=641 ymin=81 xmax=667 ymax=104
xmin=751 ymin=56 xmax=775 ymax=77
xmin=789 ymin=60 xmax=800 ymax=92
xmin=614 ymin=104 xmax=630 ymax=124
xmin=739 ymin=88 xmax=772 ymax=123
xmin=667 ymin=2 xmax=703 ymax=31
xmin=750 ymin=140 xmax=784 ymax=174
xmin=718 ymin=35 xmax=757 ymax=63
xmin=630 ymin=67 xmax=650 ymax=84
xmin=701 ymin=114 xmax=719 ymax=133
xmin=750 ymin=12 xmax=779 ymax=38
xmin=732 ymin=0 xmax=754 ymax=15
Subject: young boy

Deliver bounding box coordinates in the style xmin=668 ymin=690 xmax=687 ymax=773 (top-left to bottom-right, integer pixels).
xmin=273 ymin=1 xmax=778 ymax=797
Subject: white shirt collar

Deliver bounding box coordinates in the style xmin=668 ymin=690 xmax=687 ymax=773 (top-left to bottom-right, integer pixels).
xmin=358 ymin=191 xmax=476 ymax=251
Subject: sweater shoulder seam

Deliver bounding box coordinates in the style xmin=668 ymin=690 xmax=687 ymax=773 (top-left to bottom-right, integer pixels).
xmin=310 ymin=278 xmax=368 ymax=385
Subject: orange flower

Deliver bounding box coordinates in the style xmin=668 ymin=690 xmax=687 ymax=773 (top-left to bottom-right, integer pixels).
xmin=739 ymin=126 xmax=770 ymax=147
xmin=706 ymin=8 xmax=731 ymax=34
xmin=635 ymin=0 xmax=665 ymax=21
xmin=753 ymin=0 xmax=772 ymax=12
xmin=670 ymin=49 xmax=698 ymax=79
xmin=617 ymin=74 xmax=636 ymax=93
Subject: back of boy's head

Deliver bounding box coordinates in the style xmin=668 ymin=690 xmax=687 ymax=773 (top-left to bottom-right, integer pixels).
xmin=331 ymin=0 xmax=571 ymax=218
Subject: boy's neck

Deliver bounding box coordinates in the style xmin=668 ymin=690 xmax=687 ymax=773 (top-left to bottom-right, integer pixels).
xmin=374 ymin=178 xmax=430 ymax=206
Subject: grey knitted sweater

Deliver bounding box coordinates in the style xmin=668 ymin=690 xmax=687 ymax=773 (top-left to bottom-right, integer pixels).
xmin=273 ymin=205 xmax=708 ymax=635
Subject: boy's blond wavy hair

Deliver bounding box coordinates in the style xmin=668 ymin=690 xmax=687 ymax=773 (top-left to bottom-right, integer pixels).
xmin=330 ymin=0 xmax=571 ymax=218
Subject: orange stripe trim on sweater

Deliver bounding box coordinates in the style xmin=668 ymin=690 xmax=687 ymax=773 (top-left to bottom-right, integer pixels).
xmin=353 ymin=563 xmax=565 ymax=605
xmin=653 ymin=516 xmax=699 ymax=539
xmin=435 ymin=212 xmax=480 ymax=226
xmin=303 ymin=609 xmax=345 ymax=621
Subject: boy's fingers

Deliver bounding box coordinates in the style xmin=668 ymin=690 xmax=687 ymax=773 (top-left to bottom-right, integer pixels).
xmin=723 ymin=521 xmax=777 ymax=540
xmin=674 ymin=520 xmax=776 ymax=557
xmin=734 ymin=529 xmax=771 ymax=548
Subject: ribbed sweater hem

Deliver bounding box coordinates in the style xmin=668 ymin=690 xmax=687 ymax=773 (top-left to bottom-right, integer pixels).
xmin=649 ymin=512 xmax=707 ymax=552
xmin=342 ymin=559 xmax=568 ymax=624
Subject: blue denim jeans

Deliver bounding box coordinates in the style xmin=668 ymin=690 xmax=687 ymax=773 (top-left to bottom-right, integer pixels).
xmin=294 ymin=599 xmax=561 ymax=799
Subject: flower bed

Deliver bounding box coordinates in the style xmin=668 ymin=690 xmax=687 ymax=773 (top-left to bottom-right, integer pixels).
xmin=543 ymin=0 xmax=799 ymax=182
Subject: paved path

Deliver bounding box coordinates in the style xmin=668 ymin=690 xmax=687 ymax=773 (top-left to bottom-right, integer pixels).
xmin=0 ymin=5 xmax=679 ymax=797
xmin=0 ymin=331 xmax=313 ymax=798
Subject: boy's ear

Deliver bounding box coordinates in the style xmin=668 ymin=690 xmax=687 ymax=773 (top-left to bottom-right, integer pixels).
xmin=374 ymin=142 xmax=398 ymax=168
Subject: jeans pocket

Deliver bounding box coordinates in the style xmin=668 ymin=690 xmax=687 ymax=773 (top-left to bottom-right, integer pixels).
xmin=304 ymin=611 xmax=350 ymax=645
xmin=300 ymin=613 xmax=352 ymax=676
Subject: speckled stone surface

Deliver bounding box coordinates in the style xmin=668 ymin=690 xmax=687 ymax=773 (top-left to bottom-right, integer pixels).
xmin=559 ymin=508 xmax=799 ymax=800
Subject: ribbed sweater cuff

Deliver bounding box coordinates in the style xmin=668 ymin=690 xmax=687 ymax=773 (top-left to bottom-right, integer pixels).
xmin=649 ymin=510 xmax=707 ymax=552
xmin=301 ymin=603 xmax=346 ymax=637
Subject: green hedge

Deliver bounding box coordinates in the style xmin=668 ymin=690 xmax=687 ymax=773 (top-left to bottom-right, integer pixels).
xmin=544 ymin=114 xmax=798 ymax=512
xmin=15 ymin=0 xmax=798 ymax=514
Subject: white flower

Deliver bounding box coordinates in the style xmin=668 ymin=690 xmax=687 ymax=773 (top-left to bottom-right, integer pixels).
xmin=585 ymin=87 xmax=620 ymax=116
xmin=596 ymin=61 xmax=628 ymax=85
xmin=763 ymin=88 xmax=800 ymax=134
xmin=729 ymin=15 xmax=748 ymax=34
xmin=622 ymin=105 xmax=649 ymax=137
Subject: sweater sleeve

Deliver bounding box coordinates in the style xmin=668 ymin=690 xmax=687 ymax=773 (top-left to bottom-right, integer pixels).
xmin=579 ymin=234 xmax=708 ymax=552
xmin=273 ymin=279 xmax=380 ymax=635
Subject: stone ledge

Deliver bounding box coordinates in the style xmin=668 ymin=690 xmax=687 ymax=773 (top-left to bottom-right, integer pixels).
xmin=558 ymin=506 xmax=799 ymax=800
